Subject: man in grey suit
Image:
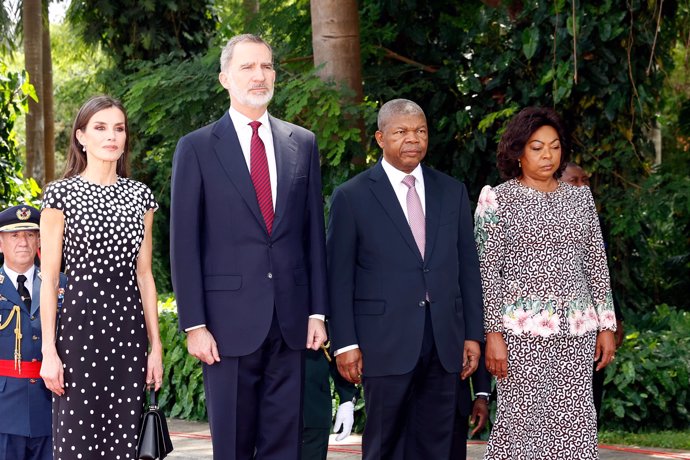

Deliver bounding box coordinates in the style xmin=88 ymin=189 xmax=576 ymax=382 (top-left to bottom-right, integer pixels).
xmin=170 ymin=34 xmax=328 ymax=460
xmin=328 ymin=99 xmax=484 ymax=459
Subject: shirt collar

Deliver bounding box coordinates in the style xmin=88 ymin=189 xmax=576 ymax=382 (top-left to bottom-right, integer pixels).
xmin=381 ymin=157 xmax=424 ymax=186
xmin=229 ymin=106 xmax=271 ymax=131
xmin=2 ymin=264 xmax=35 ymax=285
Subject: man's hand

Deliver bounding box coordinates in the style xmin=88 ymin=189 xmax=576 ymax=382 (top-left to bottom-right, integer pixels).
xmin=461 ymin=340 xmax=481 ymax=380
xmin=333 ymin=401 xmax=355 ymax=441
xmin=485 ymin=332 xmax=508 ymax=379
xmin=187 ymin=327 xmax=220 ymax=365
xmin=306 ymin=318 xmax=327 ymax=350
xmin=469 ymin=397 xmax=490 ymax=437
xmin=594 ymin=330 xmax=616 ymax=371
xmin=336 ymin=348 xmax=363 ymax=384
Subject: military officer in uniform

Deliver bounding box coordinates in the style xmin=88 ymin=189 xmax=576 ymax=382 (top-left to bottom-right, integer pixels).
xmin=302 ymin=343 xmax=359 ymax=460
xmin=0 ymin=205 xmax=66 ymax=460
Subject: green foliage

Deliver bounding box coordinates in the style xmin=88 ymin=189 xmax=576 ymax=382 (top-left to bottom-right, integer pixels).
xmin=0 ymin=62 xmax=41 ymax=206
xmin=49 ymin=21 xmax=110 ymax=177
xmin=604 ymin=169 xmax=690 ymax=310
xmin=354 ymin=0 xmax=687 ymax=315
xmin=602 ymin=304 xmax=690 ymax=431
xmin=157 ymin=297 xmax=207 ymax=421
xmin=599 ymin=429 xmax=690 ymax=450
xmin=66 ymin=0 xmax=217 ymax=65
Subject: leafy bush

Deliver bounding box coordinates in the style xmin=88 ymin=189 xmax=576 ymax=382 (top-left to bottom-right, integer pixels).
xmin=0 ymin=62 xmax=41 ymax=206
xmin=157 ymin=297 xmax=207 ymax=421
xmin=601 ymin=304 xmax=690 ymax=431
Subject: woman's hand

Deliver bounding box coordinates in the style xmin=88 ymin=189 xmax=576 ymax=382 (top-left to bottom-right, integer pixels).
xmin=146 ymin=347 xmax=164 ymax=391
xmin=594 ymin=330 xmax=616 ymax=371
xmin=485 ymin=332 xmax=508 ymax=379
xmin=40 ymin=348 xmax=65 ymax=396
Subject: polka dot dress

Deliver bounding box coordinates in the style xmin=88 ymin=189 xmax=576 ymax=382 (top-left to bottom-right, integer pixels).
xmin=42 ymin=175 xmax=158 ymax=460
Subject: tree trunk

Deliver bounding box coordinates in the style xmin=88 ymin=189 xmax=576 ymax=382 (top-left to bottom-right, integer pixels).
xmin=243 ymin=0 xmax=259 ymax=27
xmin=23 ymin=0 xmax=44 ymax=184
xmin=42 ymin=0 xmax=55 ymax=183
xmin=310 ymin=0 xmax=363 ymax=104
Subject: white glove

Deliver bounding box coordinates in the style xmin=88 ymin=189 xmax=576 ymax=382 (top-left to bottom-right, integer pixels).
xmin=333 ymin=401 xmax=355 ymax=441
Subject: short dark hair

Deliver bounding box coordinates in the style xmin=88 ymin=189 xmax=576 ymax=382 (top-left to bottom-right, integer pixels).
xmin=377 ymin=99 xmax=426 ymax=131
xmin=497 ymin=107 xmax=569 ymax=180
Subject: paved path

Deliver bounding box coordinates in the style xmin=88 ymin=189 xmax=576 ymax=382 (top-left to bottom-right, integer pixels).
xmin=167 ymin=418 xmax=690 ymax=459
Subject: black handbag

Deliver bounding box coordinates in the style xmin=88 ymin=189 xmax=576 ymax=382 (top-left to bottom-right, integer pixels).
xmin=136 ymin=387 xmax=174 ymax=460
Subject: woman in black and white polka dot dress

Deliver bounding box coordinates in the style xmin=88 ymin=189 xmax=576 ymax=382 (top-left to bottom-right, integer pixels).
xmin=39 ymin=95 xmax=163 ymax=460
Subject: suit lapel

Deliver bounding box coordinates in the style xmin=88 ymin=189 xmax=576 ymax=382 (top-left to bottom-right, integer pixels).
xmin=368 ymin=163 xmax=423 ymax=261
xmin=212 ymin=113 xmax=267 ymax=233
xmin=270 ymin=116 xmax=298 ymax=236
xmin=422 ymin=166 xmax=441 ymax=263
xmin=31 ymin=268 xmax=41 ymax=316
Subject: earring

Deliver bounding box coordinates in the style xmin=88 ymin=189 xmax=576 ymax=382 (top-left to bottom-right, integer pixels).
xmin=82 ymin=145 xmax=86 ymax=153
xmin=518 ymin=159 xmax=522 ymax=168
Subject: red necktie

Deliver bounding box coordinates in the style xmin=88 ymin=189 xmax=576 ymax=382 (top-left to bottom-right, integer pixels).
xmin=249 ymin=121 xmax=274 ymax=235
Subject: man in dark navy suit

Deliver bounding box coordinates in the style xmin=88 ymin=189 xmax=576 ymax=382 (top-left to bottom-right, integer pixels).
xmin=451 ymin=347 xmax=491 ymax=458
xmin=327 ymin=99 xmax=484 ymax=459
xmin=170 ymin=34 xmax=328 ymax=460
xmin=0 ymin=205 xmax=66 ymax=460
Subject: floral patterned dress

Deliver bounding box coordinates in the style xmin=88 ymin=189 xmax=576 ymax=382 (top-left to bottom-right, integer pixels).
xmin=474 ymin=179 xmax=616 ymax=460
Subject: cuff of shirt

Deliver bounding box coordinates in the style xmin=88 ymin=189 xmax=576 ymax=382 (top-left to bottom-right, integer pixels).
xmin=334 ymin=344 xmax=359 ymax=356
xmin=185 ymin=324 xmax=206 ymax=332
xmin=309 ymin=314 xmax=325 ymax=321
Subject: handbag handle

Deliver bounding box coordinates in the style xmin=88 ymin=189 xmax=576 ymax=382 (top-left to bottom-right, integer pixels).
xmin=147 ymin=386 xmax=158 ymax=410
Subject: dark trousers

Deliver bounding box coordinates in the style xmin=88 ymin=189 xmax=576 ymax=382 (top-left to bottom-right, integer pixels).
xmin=362 ymin=308 xmax=457 ymax=460
xmin=450 ymin=414 xmax=469 ymax=459
xmin=0 ymin=433 xmax=51 ymax=460
xmin=301 ymin=427 xmax=329 ymax=460
xmin=203 ymin=312 xmax=305 ymax=460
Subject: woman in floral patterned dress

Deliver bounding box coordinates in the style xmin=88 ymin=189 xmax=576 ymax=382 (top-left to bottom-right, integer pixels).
xmin=475 ymin=107 xmax=617 ymax=459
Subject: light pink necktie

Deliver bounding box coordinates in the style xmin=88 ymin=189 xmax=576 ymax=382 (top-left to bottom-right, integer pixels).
xmin=402 ymin=175 xmax=425 ymax=259
xmin=249 ymin=121 xmax=274 ymax=235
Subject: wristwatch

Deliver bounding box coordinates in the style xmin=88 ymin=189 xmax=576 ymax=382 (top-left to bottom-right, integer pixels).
xmin=475 ymin=394 xmax=490 ymax=403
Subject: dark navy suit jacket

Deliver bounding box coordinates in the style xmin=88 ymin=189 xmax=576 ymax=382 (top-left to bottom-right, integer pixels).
xmin=327 ymin=162 xmax=484 ymax=377
xmin=0 ymin=267 xmax=66 ymax=437
xmin=170 ymin=112 xmax=328 ymax=356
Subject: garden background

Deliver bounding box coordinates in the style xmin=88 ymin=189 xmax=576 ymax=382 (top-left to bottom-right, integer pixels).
xmin=1 ymin=0 xmax=689 ymax=448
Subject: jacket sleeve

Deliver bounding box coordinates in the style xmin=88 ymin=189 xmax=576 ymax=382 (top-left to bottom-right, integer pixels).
xmin=170 ymin=135 xmax=207 ymax=330
xmin=326 ymin=186 xmax=359 ymax=350
xmin=581 ymin=188 xmax=616 ymax=332
xmin=474 ymin=185 xmax=505 ymax=334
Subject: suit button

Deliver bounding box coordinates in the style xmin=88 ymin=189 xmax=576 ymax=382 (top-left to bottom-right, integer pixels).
xmin=31 ymin=315 xmax=36 ymax=320
xmin=32 ymin=335 xmax=39 ymax=341
xmin=267 ymin=272 xmax=273 ymax=279
xmin=423 ymin=268 xmax=430 ymax=273
xmin=418 ymin=300 xmax=426 ymax=307
xmin=29 ymin=379 xmax=37 ymax=384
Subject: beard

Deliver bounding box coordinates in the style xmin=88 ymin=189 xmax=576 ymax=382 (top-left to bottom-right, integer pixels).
xmin=232 ymin=85 xmax=274 ymax=109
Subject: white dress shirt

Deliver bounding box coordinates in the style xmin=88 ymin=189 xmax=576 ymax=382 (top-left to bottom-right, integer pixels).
xmin=334 ymin=158 xmax=426 ymax=356
xmin=3 ymin=264 xmax=36 ymax=298
xmin=228 ymin=106 xmax=278 ymax=210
